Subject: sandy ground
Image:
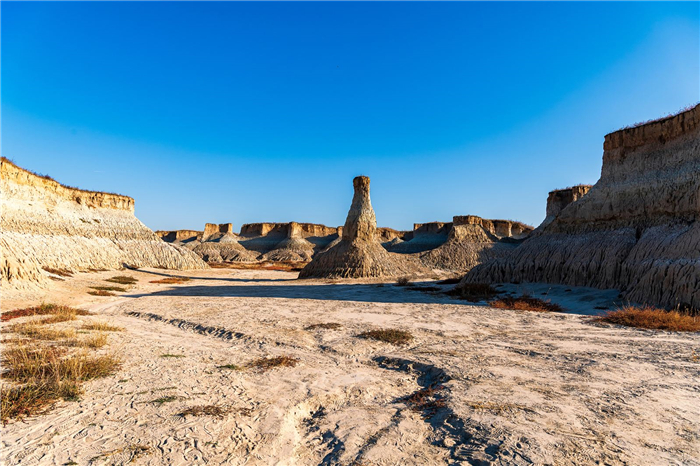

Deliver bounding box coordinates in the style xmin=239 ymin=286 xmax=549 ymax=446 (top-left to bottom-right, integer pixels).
xmin=1 ymin=268 xmax=699 ymax=465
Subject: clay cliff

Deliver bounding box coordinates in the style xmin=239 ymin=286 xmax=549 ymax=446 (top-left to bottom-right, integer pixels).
xmin=465 ymin=104 xmax=700 ymax=309
xmin=1 ymin=158 xmax=206 ymax=287
xmin=299 ymin=176 xmax=426 ymax=278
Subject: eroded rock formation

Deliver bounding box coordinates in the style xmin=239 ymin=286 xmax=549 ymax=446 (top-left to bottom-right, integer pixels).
xmin=299 ymin=176 xmax=426 ymax=278
xmin=465 ymin=104 xmax=700 ymax=309
xmin=418 ymin=216 xmax=529 ymax=272
xmin=1 ymin=158 xmax=206 ymax=287
xmin=540 ymin=185 xmax=592 ymax=229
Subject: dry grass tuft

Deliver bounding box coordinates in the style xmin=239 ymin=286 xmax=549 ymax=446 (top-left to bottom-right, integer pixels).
xmin=448 ymin=283 xmax=499 ymax=302
xmin=82 ymin=322 xmax=123 ymax=332
xmin=64 ymin=333 xmax=109 ymax=349
xmin=305 ymin=323 xmax=342 ymax=331
xmin=42 ymin=267 xmax=73 ymax=277
xmin=150 ymin=395 xmax=179 ymax=405
xmin=160 ymin=354 xmax=185 ymax=358
xmin=217 ymin=364 xmax=242 ymax=371
xmin=359 ymin=329 xmax=413 ymax=345
xmin=90 ymin=286 xmax=126 ymax=292
xmin=88 ymin=290 xmax=116 ymax=297
xmin=9 ymin=322 xmax=77 ymax=341
xmin=105 ymin=275 xmax=137 ymax=285
xmin=1 ymin=304 xmax=90 ymax=322
xmin=149 ymin=277 xmax=191 ymax=284
xmin=489 ymin=296 xmax=563 ymax=312
xmin=1 ymin=346 xmax=119 ymax=424
xmin=179 ymin=405 xmax=230 ymax=417
xmin=247 ymin=356 xmax=298 ymax=371
xmin=594 ymin=306 xmax=700 ymax=332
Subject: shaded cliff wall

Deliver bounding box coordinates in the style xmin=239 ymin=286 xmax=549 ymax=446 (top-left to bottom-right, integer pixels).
xmin=465 ymin=104 xmax=700 ymax=309
xmin=1 ymin=159 xmax=206 ymax=287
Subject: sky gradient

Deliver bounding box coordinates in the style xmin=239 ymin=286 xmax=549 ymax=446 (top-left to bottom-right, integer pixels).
xmin=2 ymin=2 xmax=699 ymax=231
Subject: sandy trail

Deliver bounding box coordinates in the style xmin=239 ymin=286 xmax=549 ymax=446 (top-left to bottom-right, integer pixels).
xmin=1 ymin=268 xmax=699 ymax=465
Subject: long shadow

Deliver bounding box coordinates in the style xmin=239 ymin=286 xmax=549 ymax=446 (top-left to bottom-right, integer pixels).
xmin=129 ymin=267 xmax=293 ymax=283
xmin=125 ymin=282 xmax=466 ymax=305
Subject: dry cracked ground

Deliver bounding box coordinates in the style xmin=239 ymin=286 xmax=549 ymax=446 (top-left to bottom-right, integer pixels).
xmin=1 ymin=268 xmax=699 ymax=465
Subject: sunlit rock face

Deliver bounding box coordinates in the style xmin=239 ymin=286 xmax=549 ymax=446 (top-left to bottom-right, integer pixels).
xmin=0 ymin=158 xmax=206 ymax=288
xmin=464 ymin=104 xmax=700 ymax=309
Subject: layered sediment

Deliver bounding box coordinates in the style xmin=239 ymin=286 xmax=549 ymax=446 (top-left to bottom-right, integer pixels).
xmin=465 ymin=104 xmax=700 ymax=309
xmin=299 ymin=176 xmax=426 ymax=278
xmin=1 ymin=158 xmax=206 ymax=287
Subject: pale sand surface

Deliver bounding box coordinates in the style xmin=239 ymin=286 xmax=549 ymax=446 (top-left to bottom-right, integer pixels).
xmin=1 ymin=268 xmax=699 ymax=465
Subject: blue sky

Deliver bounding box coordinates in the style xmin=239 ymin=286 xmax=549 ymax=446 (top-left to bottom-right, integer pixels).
xmin=2 ymin=2 xmax=698 ymax=231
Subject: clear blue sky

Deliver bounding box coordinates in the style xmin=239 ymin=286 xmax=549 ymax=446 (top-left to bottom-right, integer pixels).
xmin=2 ymin=2 xmax=698 ymax=231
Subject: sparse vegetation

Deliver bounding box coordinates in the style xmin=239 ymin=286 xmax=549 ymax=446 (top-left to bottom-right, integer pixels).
xmin=42 ymin=267 xmax=73 ymax=277
xmin=1 ymin=303 xmax=120 ymax=424
xmin=448 ymin=283 xmax=499 ymax=302
xmin=1 ymin=345 xmax=119 ymax=424
xmin=247 ymin=356 xmax=298 ymax=371
xmin=489 ymin=296 xmax=564 ymax=312
xmin=208 ymin=261 xmax=306 ymax=272
xmin=1 ymin=304 xmax=90 ymax=322
xmin=179 ymin=405 xmax=230 ymax=417
xmin=305 ymin=323 xmax=342 ymax=330
xmin=358 ymin=329 xmax=413 ymax=345
xmin=150 ymin=395 xmax=179 ymax=405
xmin=402 ymin=385 xmax=447 ymax=416
xmin=90 ymin=286 xmax=126 ymax=292
xmin=81 ymin=322 xmax=123 ymax=332
xmin=396 ymin=276 xmax=412 ymax=286
xmin=217 ymin=364 xmax=242 ymax=371
xmin=149 ymin=277 xmax=191 ymax=284
xmin=105 ymin=275 xmax=137 ymax=285
xmin=594 ymin=306 xmax=700 ymax=332
xmin=88 ymin=290 xmax=115 ymax=297
xmin=160 ymin=354 xmax=185 ymax=358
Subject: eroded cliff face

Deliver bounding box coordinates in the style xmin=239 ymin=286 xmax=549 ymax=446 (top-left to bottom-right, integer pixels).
xmin=465 ymin=104 xmax=700 ymax=309
xmin=1 ymin=159 xmax=206 ymax=287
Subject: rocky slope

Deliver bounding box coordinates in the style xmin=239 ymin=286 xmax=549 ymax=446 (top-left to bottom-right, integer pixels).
xmin=1 ymin=158 xmax=206 ymax=287
xmin=299 ymin=176 xmax=427 ymax=278
xmin=465 ymin=104 xmax=700 ymax=309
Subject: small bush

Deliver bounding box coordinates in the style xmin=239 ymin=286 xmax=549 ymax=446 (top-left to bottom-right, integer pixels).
xmin=149 ymin=277 xmax=191 ymax=284
xmin=105 ymin=276 xmax=137 ymax=285
xmin=305 ymin=323 xmax=342 ymax=330
xmin=448 ymin=283 xmax=499 ymax=302
xmin=489 ymin=296 xmax=563 ymax=313
xmin=358 ymin=329 xmax=413 ymax=345
xmin=247 ymin=356 xmax=298 ymax=371
xmin=396 ymin=276 xmax=412 ymax=286
xmin=594 ymin=306 xmax=700 ymax=332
